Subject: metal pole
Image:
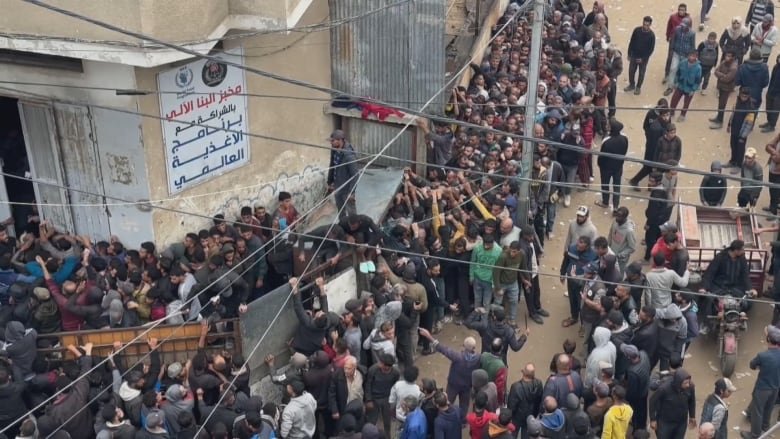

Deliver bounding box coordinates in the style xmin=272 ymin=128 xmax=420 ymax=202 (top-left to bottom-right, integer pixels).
xmin=517 ymin=0 xmax=545 ymax=226
xmin=759 ymin=422 xmax=780 ymax=439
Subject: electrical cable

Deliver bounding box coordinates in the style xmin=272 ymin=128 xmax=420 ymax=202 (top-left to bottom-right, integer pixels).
xmin=17 ymin=0 xmax=773 ymax=191
xmin=4 ymin=76 xmax=780 ymax=200
xmin=190 ymin=7 xmax=532 ymax=435
xmin=4 ymin=78 xmax=780 ymax=115
xmin=1 ymin=75 xmax=775 ymax=114
xmin=5 ymin=81 xmax=780 ymax=227
xmin=0 ymin=159 xmax=369 ymax=435
xmin=17 ymin=0 xmax=536 ymax=138
xmin=1 ymin=1 xmax=411 ymax=49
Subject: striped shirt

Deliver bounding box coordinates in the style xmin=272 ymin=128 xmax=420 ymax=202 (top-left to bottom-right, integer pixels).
xmin=751 ymin=2 xmax=769 ymax=27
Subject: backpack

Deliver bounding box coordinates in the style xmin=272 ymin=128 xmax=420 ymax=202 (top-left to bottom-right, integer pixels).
xmin=150 ymin=300 xmax=167 ymax=321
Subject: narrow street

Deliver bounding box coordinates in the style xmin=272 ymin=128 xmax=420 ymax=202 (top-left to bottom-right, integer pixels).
xmin=418 ymin=1 xmax=779 ymax=436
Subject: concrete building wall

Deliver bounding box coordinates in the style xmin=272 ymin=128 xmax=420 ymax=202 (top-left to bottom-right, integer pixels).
xmin=135 ymin=0 xmax=333 ymax=245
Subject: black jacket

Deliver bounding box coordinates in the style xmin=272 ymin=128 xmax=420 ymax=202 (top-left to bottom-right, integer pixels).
xmin=465 ymin=311 xmax=527 ymax=364
xmin=627 ymin=26 xmax=656 ymax=59
xmin=649 ymin=369 xmax=696 ymax=424
xmin=632 ymin=319 xmax=659 ymax=365
xmin=507 ymin=378 xmax=543 ymax=429
xmin=646 ymin=187 xmax=672 ymax=226
xmin=597 ymin=127 xmax=629 ymax=172
xmin=328 ymin=364 xmax=367 ymax=414
xmin=291 ymin=291 xmax=329 ymax=356
xmin=700 ymin=174 xmax=727 ymax=206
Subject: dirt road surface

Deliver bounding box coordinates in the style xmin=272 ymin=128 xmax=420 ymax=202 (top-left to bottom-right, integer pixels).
xmin=416 ymin=0 xmax=780 ymax=437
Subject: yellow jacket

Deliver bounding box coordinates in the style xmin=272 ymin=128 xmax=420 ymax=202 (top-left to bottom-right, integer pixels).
xmin=602 ymin=403 xmax=633 ymax=439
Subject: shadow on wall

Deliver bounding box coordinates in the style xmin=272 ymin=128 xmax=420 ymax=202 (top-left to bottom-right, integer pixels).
xmin=173 ymin=164 xmax=327 ymax=235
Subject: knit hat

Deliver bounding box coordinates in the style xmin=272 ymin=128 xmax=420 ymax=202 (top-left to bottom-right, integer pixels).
xmin=620 ymin=344 xmax=640 ymax=359
xmin=526 ymin=416 xmax=543 ymax=436
xmin=750 ymin=47 xmax=762 ymax=60
xmin=102 ymin=290 xmax=121 ymax=310
xmin=145 ymin=410 xmax=164 ymax=429
xmin=33 ymin=287 xmax=50 ymax=301
xmin=108 ymin=299 xmax=124 ymax=323
xmin=626 ymin=261 xmax=643 ymax=276
xmin=167 ymin=362 xmax=183 ymax=379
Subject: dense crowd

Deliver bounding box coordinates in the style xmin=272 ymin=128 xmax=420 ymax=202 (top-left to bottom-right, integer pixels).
xmin=3 ymin=0 xmax=780 ymax=438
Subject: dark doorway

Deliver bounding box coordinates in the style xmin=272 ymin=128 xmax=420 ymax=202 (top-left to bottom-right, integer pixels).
xmin=0 ymin=96 xmax=37 ymax=237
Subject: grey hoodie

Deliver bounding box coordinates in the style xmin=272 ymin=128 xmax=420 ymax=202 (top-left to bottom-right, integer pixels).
xmin=160 ymin=384 xmax=194 ymax=435
xmin=472 ymin=369 xmax=499 ymax=412
xmin=608 ymin=219 xmax=637 ymax=261
xmin=2 ymin=321 xmax=37 ymax=378
xmin=280 ymin=391 xmax=317 ymax=439
xmin=564 ymin=219 xmax=598 ymax=250
xmin=585 ymin=327 xmax=616 ymax=386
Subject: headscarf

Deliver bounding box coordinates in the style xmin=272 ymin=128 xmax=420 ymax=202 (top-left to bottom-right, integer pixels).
xmin=727 ymin=16 xmax=749 ymax=40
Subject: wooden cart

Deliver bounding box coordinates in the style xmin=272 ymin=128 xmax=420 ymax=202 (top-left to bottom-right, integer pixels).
xmin=678 ymin=204 xmax=768 ymax=292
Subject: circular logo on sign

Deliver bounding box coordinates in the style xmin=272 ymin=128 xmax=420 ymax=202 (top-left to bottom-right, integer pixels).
xmin=175 ymin=67 xmax=193 ymax=88
xmin=202 ymin=60 xmax=228 ymax=87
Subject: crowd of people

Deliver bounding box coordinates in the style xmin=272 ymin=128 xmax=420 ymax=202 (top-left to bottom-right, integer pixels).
xmin=2 ymin=0 xmax=780 ymax=438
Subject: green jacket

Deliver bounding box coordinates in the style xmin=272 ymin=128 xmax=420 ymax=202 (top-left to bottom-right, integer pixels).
xmin=470 ymin=244 xmax=502 ymax=283
xmin=480 ymin=352 xmax=506 ymax=382
xmin=492 ymin=249 xmax=525 ymax=287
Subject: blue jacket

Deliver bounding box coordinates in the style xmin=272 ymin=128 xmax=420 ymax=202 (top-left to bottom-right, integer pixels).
xmin=736 ymin=59 xmax=770 ymax=102
xmin=675 ymin=60 xmax=702 ymax=94
xmin=563 ymin=244 xmax=598 ymax=277
xmin=25 ymin=256 xmax=79 ymax=285
xmin=434 ymin=406 xmax=462 ymax=439
xmin=750 ymin=347 xmax=780 ymax=389
xmin=0 ymin=269 xmax=36 ymax=298
xmin=401 ymin=408 xmax=428 ymax=439
xmin=435 ymin=343 xmax=480 ymax=391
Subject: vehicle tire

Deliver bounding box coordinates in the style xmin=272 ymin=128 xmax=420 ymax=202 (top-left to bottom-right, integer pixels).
xmin=721 ymin=352 xmax=737 ymax=377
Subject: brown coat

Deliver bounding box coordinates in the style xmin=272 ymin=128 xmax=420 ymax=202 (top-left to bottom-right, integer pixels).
xmin=715 ymin=59 xmax=738 ymax=91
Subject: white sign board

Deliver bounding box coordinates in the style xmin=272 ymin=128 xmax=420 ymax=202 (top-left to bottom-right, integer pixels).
xmin=158 ymin=48 xmax=250 ymax=194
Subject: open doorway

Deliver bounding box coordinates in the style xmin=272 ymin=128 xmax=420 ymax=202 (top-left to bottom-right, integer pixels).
xmin=0 ymin=96 xmax=37 ymax=237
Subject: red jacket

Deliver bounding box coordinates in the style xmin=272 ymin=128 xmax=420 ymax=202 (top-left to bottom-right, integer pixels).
xmin=666 ymin=13 xmax=689 ymax=41
xmin=466 ymin=411 xmax=498 ymax=439
xmin=46 ymin=278 xmax=84 ymax=331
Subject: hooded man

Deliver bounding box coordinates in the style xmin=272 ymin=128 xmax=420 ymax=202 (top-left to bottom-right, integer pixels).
xmin=472 ymin=369 xmax=499 ymax=412
xmin=623 ymin=343 xmax=651 ymax=429
xmin=1 ymin=320 xmax=37 ymax=378
xmin=602 ymin=385 xmax=633 ymax=439
xmin=650 ymin=369 xmax=697 ymax=438
xmin=539 ymin=396 xmax=566 ymax=438
xmin=656 ymin=303 xmax=689 ymax=371
xmin=700 ymin=161 xmax=728 ymax=206
xmin=586 ymin=326 xmax=616 ymax=384
xmin=607 ymin=207 xmax=636 ymax=275
xmin=736 ymin=49 xmax=770 ymax=110
xmin=159 ymin=384 xmax=194 ymax=436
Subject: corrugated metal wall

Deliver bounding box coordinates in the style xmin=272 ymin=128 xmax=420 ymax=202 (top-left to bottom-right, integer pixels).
xmin=330 ymin=0 xmax=446 ymax=166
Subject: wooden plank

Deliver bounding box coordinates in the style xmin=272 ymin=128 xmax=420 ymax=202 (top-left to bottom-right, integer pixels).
xmin=680 ymin=205 xmax=700 ymax=247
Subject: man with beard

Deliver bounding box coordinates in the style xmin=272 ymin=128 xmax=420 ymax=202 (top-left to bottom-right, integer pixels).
xmin=633 ymin=306 xmax=660 ymax=368
xmin=608 ymin=207 xmax=637 ymax=275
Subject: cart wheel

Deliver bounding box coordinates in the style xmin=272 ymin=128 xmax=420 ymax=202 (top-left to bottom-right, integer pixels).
xmin=721 ymin=352 xmax=737 ymax=378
